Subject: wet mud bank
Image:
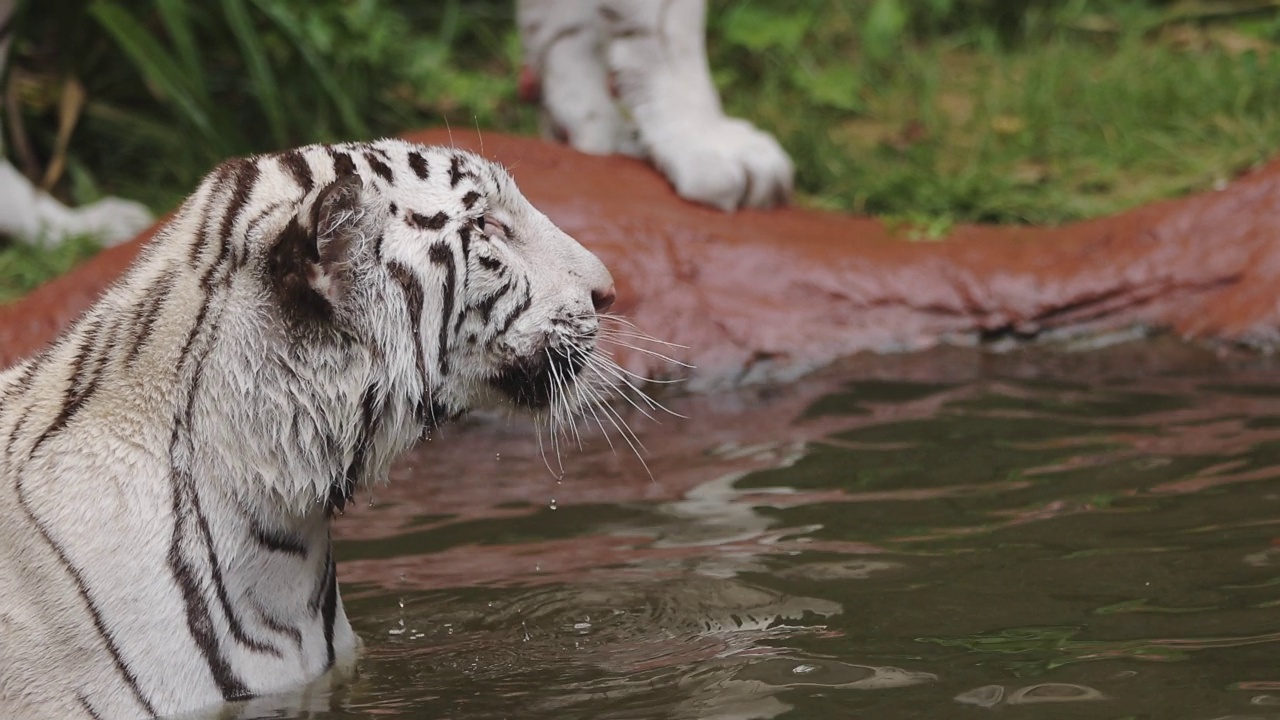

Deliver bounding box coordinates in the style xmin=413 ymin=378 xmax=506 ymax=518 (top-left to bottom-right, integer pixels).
xmin=4 ymin=129 xmax=1280 ymax=384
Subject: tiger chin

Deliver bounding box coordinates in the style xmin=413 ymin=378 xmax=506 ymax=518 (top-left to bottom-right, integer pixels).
xmin=0 ymin=139 xmax=629 ymax=719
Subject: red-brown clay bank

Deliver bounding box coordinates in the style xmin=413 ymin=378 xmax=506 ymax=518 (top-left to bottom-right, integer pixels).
xmin=4 ymin=129 xmax=1280 ymax=383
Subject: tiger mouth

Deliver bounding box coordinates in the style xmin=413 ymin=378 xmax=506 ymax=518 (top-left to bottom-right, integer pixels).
xmin=490 ymin=344 xmax=589 ymax=410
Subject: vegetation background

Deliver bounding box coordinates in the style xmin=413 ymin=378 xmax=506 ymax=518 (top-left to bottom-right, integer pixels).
xmin=4 ymin=0 xmax=1280 ymax=300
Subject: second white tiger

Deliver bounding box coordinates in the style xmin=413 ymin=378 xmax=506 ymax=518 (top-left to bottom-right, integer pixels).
xmin=0 ymin=139 xmax=627 ymax=719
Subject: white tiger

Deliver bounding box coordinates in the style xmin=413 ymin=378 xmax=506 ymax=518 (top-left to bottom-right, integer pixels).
xmin=0 ymin=138 xmax=628 ymax=719
xmin=0 ymin=0 xmax=792 ymax=249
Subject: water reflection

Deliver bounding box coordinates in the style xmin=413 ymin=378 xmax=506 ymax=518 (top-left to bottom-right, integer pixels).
xmin=229 ymin=344 xmax=1280 ymax=719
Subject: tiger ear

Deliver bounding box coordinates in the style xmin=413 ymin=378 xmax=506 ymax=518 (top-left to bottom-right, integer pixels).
xmin=306 ymin=175 xmax=387 ymax=304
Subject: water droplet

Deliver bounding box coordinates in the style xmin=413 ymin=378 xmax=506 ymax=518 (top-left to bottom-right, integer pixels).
xmin=388 ymin=616 xmax=406 ymax=636
xmin=495 ymin=452 xmax=501 ymax=460
xmin=549 ymin=498 xmax=558 ymax=510
xmin=534 ymin=563 xmax=541 ymax=572
xmin=398 ymin=598 xmax=405 ymax=609
xmin=792 ymin=664 xmax=819 ymax=675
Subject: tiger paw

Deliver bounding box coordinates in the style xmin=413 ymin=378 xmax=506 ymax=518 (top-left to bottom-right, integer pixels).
xmin=646 ymin=115 xmax=794 ymax=211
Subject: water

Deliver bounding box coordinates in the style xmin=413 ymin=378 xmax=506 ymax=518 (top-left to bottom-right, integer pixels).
xmin=241 ymin=343 xmax=1280 ymax=719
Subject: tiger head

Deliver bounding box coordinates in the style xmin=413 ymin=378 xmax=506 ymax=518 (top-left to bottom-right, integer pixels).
xmin=265 ymin=142 xmax=617 ymax=437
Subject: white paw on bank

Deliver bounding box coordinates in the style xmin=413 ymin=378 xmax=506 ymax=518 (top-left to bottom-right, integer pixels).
xmin=0 ymin=159 xmax=153 ymax=249
xmin=518 ymin=0 xmax=796 ymax=211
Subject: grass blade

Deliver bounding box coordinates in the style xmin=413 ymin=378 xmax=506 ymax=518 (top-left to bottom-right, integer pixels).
xmin=220 ymin=0 xmax=288 ymax=147
xmin=153 ymin=0 xmax=206 ymax=94
xmin=89 ymin=1 xmax=232 ymax=153
xmin=247 ymin=0 xmax=370 ymax=138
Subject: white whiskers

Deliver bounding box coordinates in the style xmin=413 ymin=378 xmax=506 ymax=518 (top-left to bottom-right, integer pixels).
xmin=534 ymin=315 xmax=691 ymax=481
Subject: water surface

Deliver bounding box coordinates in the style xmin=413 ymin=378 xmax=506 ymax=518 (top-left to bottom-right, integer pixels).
xmin=241 ymin=344 xmax=1280 ymax=719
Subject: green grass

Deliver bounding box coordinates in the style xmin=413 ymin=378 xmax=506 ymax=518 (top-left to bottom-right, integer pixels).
xmin=712 ymin=0 xmax=1280 ymax=226
xmin=0 ymin=235 xmax=104 ymax=304
xmin=5 ymin=0 xmax=1280 ymax=298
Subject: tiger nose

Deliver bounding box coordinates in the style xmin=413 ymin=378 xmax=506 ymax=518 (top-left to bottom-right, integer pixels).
xmin=591 ymin=284 xmax=616 ymax=313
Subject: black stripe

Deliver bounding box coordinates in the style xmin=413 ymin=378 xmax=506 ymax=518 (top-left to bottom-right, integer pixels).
xmin=449 ymin=155 xmax=466 ymax=187
xmin=188 ymin=161 xmax=240 ymax=264
xmin=167 ymin=470 xmax=251 ymax=700
xmin=211 ymin=160 xmax=261 ymax=289
xmin=327 ymin=387 xmax=377 ymax=515
xmin=455 ymin=229 xmax=473 ymax=335
xmin=31 ymin=318 xmax=107 ymax=457
xmin=429 ymin=243 xmax=456 ymax=376
xmin=309 ymin=545 xmax=331 ymax=612
xmin=365 ymin=151 xmax=393 ymax=182
xmin=127 ymin=273 xmax=175 ymax=367
xmin=15 ymin=481 xmax=156 ymax=715
xmin=478 ymin=256 xmax=503 ymax=272
xmin=193 ymin=485 xmax=283 ymax=657
xmin=462 ymin=191 xmax=480 ymax=209
xmin=458 ymin=226 xmax=472 ymax=265
xmin=237 ymin=201 xmax=284 ymax=272
xmin=408 ymin=151 xmax=430 ymax=180
xmin=5 ymin=405 xmax=33 ymax=463
xmin=495 ymin=285 xmax=532 ymax=338
xmin=453 ymin=232 xmax=474 ymax=337
xmin=166 ymin=288 xmax=254 ymax=698
xmin=0 ymin=360 xmax=39 ymax=411
xmin=175 ymin=310 xmax=279 ymax=658
xmin=254 ymin=603 xmax=304 ymax=651
xmin=314 ymin=547 xmax=338 ymax=668
xmin=249 ymin=517 xmax=307 ymax=557
xmin=278 ymin=150 xmax=314 ymax=194
xmin=475 ymin=279 xmax=512 ymax=324
xmin=331 ymin=149 xmax=357 ymax=178
xmin=408 ymin=211 xmax=449 ymax=231
xmin=76 ymin=694 xmax=106 ymax=720
xmin=388 ymin=260 xmax=427 ymax=390
xmin=423 ymin=400 xmax=449 ymax=431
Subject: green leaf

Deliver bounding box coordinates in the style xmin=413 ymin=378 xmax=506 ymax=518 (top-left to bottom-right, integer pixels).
xmin=863 ymin=0 xmax=909 ymax=60
xmin=153 ymin=0 xmax=205 ymax=94
xmin=220 ymin=0 xmax=288 ymax=147
xmin=247 ymin=0 xmax=370 ymax=138
xmin=90 ymin=1 xmax=231 ymax=152
xmin=721 ymin=5 xmax=810 ymax=52
xmin=795 ymin=65 xmax=863 ymax=112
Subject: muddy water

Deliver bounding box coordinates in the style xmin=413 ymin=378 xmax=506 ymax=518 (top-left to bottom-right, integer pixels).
xmin=237 ymin=344 xmax=1280 ymax=719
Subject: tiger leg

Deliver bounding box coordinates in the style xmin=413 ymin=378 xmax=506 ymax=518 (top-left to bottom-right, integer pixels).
xmin=598 ymin=0 xmax=795 ymax=210
xmin=516 ymin=0 xmax=638 ymax=156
